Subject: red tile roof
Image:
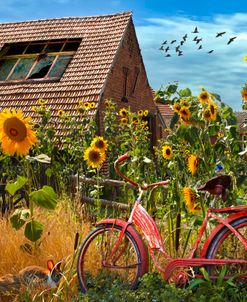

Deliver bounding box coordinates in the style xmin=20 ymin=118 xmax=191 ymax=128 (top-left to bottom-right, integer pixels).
xmin=0 ymin=12 xmax=132 ymax=127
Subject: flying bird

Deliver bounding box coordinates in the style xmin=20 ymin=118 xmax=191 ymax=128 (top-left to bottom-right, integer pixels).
xmin=165 ymin=46 xmax=170 ymax=52
xmin=216 ymin=32 xmax=226 ymax=37
xmin=227 ymin=36 xmax=237 ymax=45
xmin=178 ymin=50 xmax=183 ymax=56
xmin=175 ymin=45 xmax=180 ymax=52
xmin=180 ymin=40 xmax=185 ymax=46
xmin=165 ymin=54 xmax=171 ymax=57
xmin=196 ymin=38 xmax=202 ymax=44
xmin=208 ymin=50 xmax=214 ymax=54
xmin=182 ymin=34 xmax=187 ymax=41
xmin=193 ymin=36 xmax=198 ymax=41
xmin=159 ymin=45 xmax=164 ymax=50
xmin=170 ymin=40 xmax=177 ymax=44
xmin=198 ymin=45 xmax=202 ymax=50
xmin=192 ymin=27 xmax=199 ymax=33
xmin=162 ymin=40 xmax=168 ymax=44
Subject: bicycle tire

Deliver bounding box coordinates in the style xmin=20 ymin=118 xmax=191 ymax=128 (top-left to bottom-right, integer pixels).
xmin=77 ymin=224 xmax=143 ymax=293
xmin=206 ymin=216 xmax=247 ymax=280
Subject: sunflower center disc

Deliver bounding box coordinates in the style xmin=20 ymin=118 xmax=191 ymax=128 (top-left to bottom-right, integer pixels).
xmin=4 ymin=117 xmax=27 ymax=142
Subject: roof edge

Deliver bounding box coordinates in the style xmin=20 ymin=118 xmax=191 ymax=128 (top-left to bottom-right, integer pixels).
xmin=0 ymin=11 xmax=133 ymax=25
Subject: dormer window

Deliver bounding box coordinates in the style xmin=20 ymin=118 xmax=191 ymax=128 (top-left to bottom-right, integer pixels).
xmin=0 ymin=39 xmax=81 ymax=83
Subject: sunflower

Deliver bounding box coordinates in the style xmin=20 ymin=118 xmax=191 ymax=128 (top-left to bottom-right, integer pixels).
xmin=143 ymin=110 xmax=149 ymax=116
xmin=208 ymin=100 xmax=217 ymax=121
xmin=119 ymin=108 xmax=128 ymax=117
xmin=137 ymin=110 xmax=143 ymax=117
xmin=104 ymin=100 xmax=110 ymax=108
xmin=162 ymin=145 xmax=173 ymax=160
xmin=198 ymin=91 xmax=211 ymax=103
xmin=183 ymin=187 xmax=200 ymax=214
xmin=173 ymin=103 xmax=181 ymax=113
xmin=83 ymin=102 xmax=90 ymax=109
xmin=90 ymin=102 xmax=96 ymax=108
xmin=83 ymin=146 xmax=106 ymax=169
xmin=91 ymin=136 xmax=108 ymax=152
xmin=241 ymin=89 xmax=247 ymax=101
xmin=133 ymin=117 xmax=140 ymax=125
xmin=0 ymin=109 xmax=37 ymax=156
xmin=38 ymin=98 xmax=47 ymax=105
xmin=179 ymin=107 xmax=191 ymax=121
xmin=180 ymin=99 xmax=189 ymax=107
xmin=120 ymin=117 xmax=128 ymax=124
xmin=203 ymin=108 xmax=212 ymax=121
xmin=58 ymin=110 xmax=65 ymax=117
xmin=187 ymin=154 xmax=199 ymax=175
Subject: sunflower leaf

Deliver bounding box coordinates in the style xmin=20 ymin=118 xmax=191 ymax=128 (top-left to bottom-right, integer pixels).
xmin=10 ymin=209 xmax=30 ymax=230
xmin=5 ymin=176 xmax=28 ymax=196
xmin=24 ymin=220 xmax=43 ymax=242
xmin=29 ymin=185 xmax=57 ymax=210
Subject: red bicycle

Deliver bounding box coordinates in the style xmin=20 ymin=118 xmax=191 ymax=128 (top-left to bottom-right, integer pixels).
xmin=77 ymin=153 xmax=247 ymax=292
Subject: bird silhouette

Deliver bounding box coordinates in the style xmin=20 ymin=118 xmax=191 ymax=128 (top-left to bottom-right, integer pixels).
xmin=175 ymin=45 xmax=180 ymax=52
xmin=208 ymin=50 xmax=214 ymax=54
xmin=165 ymin=46 xmax=169 ymax=52
xmin=170 ymin=40 xmax=177 ymax=44
xmin=192 ymin=27 xmax=199 ymax=33
xmin=165 ymin=54 xmax=171 ymax=57
xmin=216 ymin=32 xmax=226 ymax=37
xmin=198 ymin=45 xmax=202 ymax=50
xmin=196 ymin=38 xmax=202 ymax=44
xmin=178 ymin=50 xmax=183 ymax=56
xmin=162 ymin=40 xmax=167 ymax=45
xmin=182 ymin=34 xmax=187 ymax=41
xmin=193 ymin=36 xmax=198 ymax=41
xmin=180 ymin=40 xmax=185 ymax=46
xmin=227 ymin=36 xmax=237 ymax=45
xmin=159 ymin=45 xmax=164 ymax=50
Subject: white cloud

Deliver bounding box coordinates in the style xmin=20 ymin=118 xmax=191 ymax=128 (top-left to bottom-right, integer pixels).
xmin=135 ymin=13 xmax=247 ymax=111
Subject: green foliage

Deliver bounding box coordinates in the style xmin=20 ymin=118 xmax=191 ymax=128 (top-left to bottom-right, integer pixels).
xmin=29 ymin=185 xmax=57 ymax=210
xmin=5 ymin=176 xmax=28 ymax=196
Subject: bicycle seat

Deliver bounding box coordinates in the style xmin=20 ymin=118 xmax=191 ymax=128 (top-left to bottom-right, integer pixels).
xmin=197 ymin=175 xmax=231 ymax=201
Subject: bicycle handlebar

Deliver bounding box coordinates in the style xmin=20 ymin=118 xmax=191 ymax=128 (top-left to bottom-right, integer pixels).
xmin=114 ymin=153 xmax=170 ymax=190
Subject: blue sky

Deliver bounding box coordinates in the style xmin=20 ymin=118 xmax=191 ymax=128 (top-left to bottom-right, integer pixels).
xmin=1 ymin=0 xmax=247 ymax=111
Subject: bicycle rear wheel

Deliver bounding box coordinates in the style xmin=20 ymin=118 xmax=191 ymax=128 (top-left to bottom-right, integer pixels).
xmin=206 ymin=217 xmax=247 ymax=281
xmin=77 ymin=224 xmax=143 ymax=293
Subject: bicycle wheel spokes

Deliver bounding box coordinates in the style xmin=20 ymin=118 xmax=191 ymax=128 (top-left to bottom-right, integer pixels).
xmin=207 ymin=218 xmax=247 ymax=281
xmin=77 ymin=225 xmax=141 ymax=292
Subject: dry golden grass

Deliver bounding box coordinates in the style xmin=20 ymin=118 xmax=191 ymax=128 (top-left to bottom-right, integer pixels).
xmin=0 ymin=197 xmax=92 ymax=301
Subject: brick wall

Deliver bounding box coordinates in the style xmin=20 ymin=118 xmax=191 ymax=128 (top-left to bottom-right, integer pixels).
xmin=98 ymin=20 xmax=163 ymax=143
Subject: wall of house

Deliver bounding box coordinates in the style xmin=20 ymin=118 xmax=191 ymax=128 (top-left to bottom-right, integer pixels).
xmin=98 ymin=19 xmax=163 ymax=143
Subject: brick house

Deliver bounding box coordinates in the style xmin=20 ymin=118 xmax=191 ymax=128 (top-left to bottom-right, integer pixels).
xmin=0 ymin=12 xmax=164 ymax=144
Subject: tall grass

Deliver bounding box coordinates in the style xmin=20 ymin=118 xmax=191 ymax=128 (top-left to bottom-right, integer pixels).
xmin=0 ymin=197 xmax=91 ymax=301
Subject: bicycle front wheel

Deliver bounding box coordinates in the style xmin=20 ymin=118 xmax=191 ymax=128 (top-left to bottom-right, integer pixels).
xmin=206 ymin=216 xmax=247 ymax=280
xmin=77 ymin=224 xmax=143 ymax=293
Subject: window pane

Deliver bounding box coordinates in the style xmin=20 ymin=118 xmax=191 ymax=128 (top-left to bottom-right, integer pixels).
xmin=8 ymin=58 xmax=35 ymax=80
xmin=28 ymin=55 xmax=55 ymax=79
xmin=48 ymin=55 xmax=72 ymax=78
xmin=5 ymin=44 xmax=27 ymax=55
xmin=45 ymin=43 xmax=63 ymax=53
xmin=63 ymin=41 xmax=81 ymax=51
xmin=25 ymin=43 xmax=45 ymax=54
xmin=0 ymin=59 xmax=17 ymax=80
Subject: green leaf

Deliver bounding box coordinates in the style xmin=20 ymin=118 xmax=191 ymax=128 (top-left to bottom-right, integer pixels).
xmin=178 ymin=88 xmax=192 ymax=97
xmin=169 ymin=113 xmax=179 ymax=129
xmin=5 ymin=176 xmax=28 ymax=196
xmin=188 ymin=278 xmax=205 ymax=289
xmin=24 ymin=220 xmax=43 ymax=242
xmin=10 ymin=209 xmax=30 ymax=230
xmin=45 ymin=168 xmax=52 ymax=177
xmin=167 ymin=83 xmax=178 ymax=94
xmin=29 ymin=185 xmax=57 ymax=210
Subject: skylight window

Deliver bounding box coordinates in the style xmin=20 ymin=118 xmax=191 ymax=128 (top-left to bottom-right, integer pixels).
xmin=0 ymin=39 xmax=81 ymax=82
